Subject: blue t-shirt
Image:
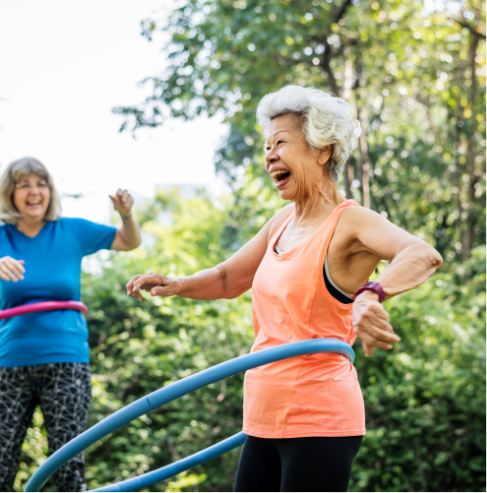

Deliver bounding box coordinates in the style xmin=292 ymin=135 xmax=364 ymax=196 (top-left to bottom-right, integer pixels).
xmin=0 ymin=218 xmax=117 ymax=367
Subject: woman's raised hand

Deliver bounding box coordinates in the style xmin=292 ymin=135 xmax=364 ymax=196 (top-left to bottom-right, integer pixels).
xmin=0 ymin=256 xmax=25 ymax=282
xmin=352 ymin=291 xmax=401 ymax=356
xmin=109 ymin=189 xmax=134 ymax=219
xmin=126 ymin=273 xmax=181 ymax=301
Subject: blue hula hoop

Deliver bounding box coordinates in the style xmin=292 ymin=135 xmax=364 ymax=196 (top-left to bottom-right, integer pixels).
xmin=25 ymin=338 xmax=354 ymax=492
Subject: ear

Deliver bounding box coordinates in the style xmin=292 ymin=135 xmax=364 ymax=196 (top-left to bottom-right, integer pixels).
xmin=317 ymin=145 xmax=332 ymax=166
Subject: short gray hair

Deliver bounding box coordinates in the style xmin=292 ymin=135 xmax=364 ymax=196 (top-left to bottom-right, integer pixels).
xmin=256 ymin=85 xmax=361 ymax=181
xmin=0 ymin=157 xmax=62 ymax=224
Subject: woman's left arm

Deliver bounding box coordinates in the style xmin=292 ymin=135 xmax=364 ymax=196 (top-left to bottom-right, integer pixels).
xmin=347 ymin=207 xmax=443 ymax=298
xmin=341 ymin=207 xmax=443 ymax=355
xmin=109 ymin=189 xmax=142 ymax=251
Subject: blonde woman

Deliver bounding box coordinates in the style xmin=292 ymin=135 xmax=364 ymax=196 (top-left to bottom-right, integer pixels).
xmin=126 ymin=86 xmax=443 ymax=492
xmin=0 ymin=157 xmax=141 ymax=492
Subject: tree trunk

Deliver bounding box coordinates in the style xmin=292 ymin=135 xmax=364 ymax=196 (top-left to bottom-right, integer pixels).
xmin=463 ymin=28 xmax=480 ymax=260
xmin=343 ymin=162 xmax=351 ymax=198
xmin=356 ymin=105 xmax=370 ymax=208
xmin=359 ymin=129 xmax=371 ymax=209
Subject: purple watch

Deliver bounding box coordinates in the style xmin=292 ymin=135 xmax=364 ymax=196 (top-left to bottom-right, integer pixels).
xmin=355 ymin=281 xmax=387 ymax=303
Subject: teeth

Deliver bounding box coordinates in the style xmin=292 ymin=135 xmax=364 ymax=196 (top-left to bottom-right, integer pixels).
xmin=270 ymin=170 xmax=290 ymax=179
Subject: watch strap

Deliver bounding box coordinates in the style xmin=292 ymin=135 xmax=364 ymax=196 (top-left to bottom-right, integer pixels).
xmin=355 ymin=281 xmax=386 ymax=303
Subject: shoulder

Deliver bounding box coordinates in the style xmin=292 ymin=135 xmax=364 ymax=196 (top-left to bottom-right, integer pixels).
xmin=337 ymin=204 xmax=410 ymax=246
xmin=57 ymin=217 xmax=97 ymax=231
xmin=340 ymin=204 xmax=383 ymax=226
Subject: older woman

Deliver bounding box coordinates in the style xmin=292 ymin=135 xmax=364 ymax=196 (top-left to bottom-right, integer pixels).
xmin=126 ymin=86 xmax=443 ymax=492
xmin=0 ymin=157 xmax=141 ymax=492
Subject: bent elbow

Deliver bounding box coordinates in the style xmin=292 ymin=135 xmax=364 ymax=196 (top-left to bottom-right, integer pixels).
xmin=126 ymin=237 xmax=142 ymax=251
xmin=423 ymin=244 xmax=443 ymax=271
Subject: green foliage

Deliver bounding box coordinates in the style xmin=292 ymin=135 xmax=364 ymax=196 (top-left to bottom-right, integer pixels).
xmin=115 ymin=0 xmax=486 ymax=263
xmin=13 ymin=191 xmax=486 ymax=492
xmin=14 ymin=1 xmax=486 ymax=491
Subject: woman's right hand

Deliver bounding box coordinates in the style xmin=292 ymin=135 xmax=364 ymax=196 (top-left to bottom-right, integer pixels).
xmin=126 ymin=273 xmax=182 ymax=301
xmin=0 ymin=256 xmax=25 ymax=282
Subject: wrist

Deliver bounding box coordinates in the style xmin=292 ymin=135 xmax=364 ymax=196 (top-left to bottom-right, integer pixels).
xmin=356 ymin=290 xmax=380 ymax=302
xmin=175 ymin=277 xmax=188 ymax=296
xmin=120 ymin=212 xmax=132 ymax=221
xmin=355 ymin=281 xmax=386 ymax=303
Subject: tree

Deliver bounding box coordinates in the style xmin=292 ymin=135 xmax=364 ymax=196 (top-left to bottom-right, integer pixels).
xmin=114 ymin=0 xmax=485 ymax=261
xmin=16 ymin=190 xmax=486 ymax=492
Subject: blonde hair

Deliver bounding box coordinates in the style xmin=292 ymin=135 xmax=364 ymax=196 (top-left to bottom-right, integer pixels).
xmin=0 ymin=157 xmax=62 ymax=224
xmin=257 ymin=85 xmax=361 ymax=181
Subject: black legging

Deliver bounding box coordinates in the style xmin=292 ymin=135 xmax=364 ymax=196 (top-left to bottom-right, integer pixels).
xmin=0 ymin=363 xmax=91 ymax=492
xmin=234 ymin=435 xmax=362 ymax=492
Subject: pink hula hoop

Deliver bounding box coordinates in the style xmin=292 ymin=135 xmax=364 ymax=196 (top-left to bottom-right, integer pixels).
xmin=0 ymin=301 xmax=88 ymax=321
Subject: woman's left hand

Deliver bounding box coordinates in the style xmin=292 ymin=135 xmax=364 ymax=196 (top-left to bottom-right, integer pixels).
xmin=109 ymin=189 xmax=133 ymax=218
xmin=352 ymin=291 xmax=401 ymax=356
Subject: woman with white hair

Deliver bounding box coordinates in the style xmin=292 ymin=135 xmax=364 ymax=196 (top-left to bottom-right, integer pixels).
xmin=126 ymin=85 xmax=443 ymax=492
xmin=0 ymin=157 xmax=141 ymax=492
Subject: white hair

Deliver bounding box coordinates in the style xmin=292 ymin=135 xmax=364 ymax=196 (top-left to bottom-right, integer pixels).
xmin=256 ymin=85 xmax=362 ymax=181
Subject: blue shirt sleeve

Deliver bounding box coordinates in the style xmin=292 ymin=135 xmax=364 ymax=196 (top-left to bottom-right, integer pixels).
xmin=62 ymin=218 xmax=117 ymax=257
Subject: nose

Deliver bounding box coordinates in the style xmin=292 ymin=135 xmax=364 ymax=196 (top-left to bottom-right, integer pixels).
xmin=265 ymin=146 xmax=279 ymax=168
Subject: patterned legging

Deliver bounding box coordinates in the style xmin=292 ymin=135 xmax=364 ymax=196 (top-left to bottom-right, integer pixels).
xmin=0 ymin=363 xmax=92 ymax=492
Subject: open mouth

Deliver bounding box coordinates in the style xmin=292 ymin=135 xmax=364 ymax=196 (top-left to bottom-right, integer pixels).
xmin=26 ymin=201 xmax=41 ymax=206
xmin=270 ymin=169 xmax=291 ymax=187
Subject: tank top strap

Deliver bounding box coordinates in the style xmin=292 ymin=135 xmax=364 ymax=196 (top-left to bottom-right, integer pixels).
xmin=268 ymin=208 xmax=295 ymax=248
xmin=315 ymin=199 xmax=361 ymax=266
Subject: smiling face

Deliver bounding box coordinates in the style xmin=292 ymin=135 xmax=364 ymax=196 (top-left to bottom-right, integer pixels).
xmin=12 ymin=172 xmax=51 ymax=223
xmin=265 ymin=113 xmax=332 ymax=202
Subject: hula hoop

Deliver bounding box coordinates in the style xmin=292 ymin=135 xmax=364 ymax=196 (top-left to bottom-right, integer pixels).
xmin=0 ymin=301 xmax=88 ymax=320
xmin=25 ymin=338 xmax=354 ymax=492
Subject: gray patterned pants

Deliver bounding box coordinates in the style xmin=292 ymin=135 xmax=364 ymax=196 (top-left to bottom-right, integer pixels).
xmin=0 ymin=363 xmax=92 ymax=492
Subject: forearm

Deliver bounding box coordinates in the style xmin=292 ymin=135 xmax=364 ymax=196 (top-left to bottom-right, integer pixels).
xmin=176 ymin=266 xmax=232 ymax=300
xmin=118 ymin=214 xmax=141 ymax=249
xmin=375 ymin=241 xmax=443 ymax=299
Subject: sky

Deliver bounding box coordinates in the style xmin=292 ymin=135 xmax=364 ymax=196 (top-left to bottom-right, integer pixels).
xmin=0 ymin=0 xmax=228 ymax=223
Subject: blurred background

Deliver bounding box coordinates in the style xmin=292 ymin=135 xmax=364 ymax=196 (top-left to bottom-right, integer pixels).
xmin=1 ymin=0 xmax=485 ymax=491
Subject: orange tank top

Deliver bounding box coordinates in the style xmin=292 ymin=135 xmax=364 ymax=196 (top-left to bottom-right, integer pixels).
xmin=243 ymin=200 xmax=366 ymax=438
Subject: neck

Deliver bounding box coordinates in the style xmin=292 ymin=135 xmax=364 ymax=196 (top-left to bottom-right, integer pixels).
xmin=293 ymin=176 xmax=346 ymax=223
xmin=16 ymin=217 xmax=46 ymax=237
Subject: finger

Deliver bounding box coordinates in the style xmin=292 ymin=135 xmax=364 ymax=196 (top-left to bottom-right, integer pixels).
xmin=133 ymin=279 xmax=151 ymax=292
xmin=7 ymin=260 xmax=25 ymax=279
xmin=0 ymin=265 xmax=18 ymax=282
xmin=362 ymin=341 xmax=374 ymax=357
xmin=10 ymin=259 xmax=25 ymax=274
xmin=362 ymin=324 xmax=400 ymax=343
xmin=128 ymin=290 xmax=143 ymax=301
xmin=363 ymin=303 xmax=390 ymax=322
xmin=126 ymin=275 xmax=141 ymax=293
xmin=359 ymin=310 xmax=395 ymax=335
xmin=360 ymin=334 xmax=394 ymax=351
xmin=0 ymin=271 xmax=10 ymax=281
xmin=358 ymin=322 xmax=400 ymax=349
xmin=369 ymin=317 xmax=395 ymax=335
xmin=134 ymin=275 xmax=164 ymax=291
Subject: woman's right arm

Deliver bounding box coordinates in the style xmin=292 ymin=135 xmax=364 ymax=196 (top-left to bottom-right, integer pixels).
xmin=126 ymin=205 xmax=293 ymax=301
